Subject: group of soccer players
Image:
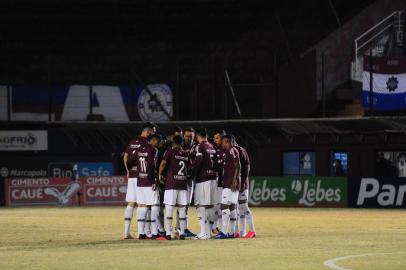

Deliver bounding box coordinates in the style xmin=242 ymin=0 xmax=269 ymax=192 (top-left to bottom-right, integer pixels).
xmin=123 ymin=122 xmax=256 ymax=240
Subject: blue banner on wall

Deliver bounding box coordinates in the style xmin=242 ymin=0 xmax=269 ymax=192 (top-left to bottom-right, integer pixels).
xmin=0 ymin=84 xmax=173 ymax=121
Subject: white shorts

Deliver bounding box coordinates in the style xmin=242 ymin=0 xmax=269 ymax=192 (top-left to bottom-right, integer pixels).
xmin=187 ymin=181 xmax=194 ymax=204
xmin=215 ymin=187 xmax=223 ymax=204
xmin=136 ymin=186 xmax=160 ymax=205
xmin=164 ymin=189 xmax=188 ymax=206
xmin=221 ymin=188 xmax=239 ymax=205
xmin=238 ymin=189 xmax=249 ymax=202
xmin=125 ymin=178 xmax=137 ymax=202
xmin=194 ymin=180 xmax=216 ymax=206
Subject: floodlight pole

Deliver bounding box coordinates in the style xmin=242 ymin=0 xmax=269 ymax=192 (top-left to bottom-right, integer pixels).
xmin=321 ymin=52 xmax=326 ymax=117
xmin=369 ymin=49 xmax=374 ymax=116
xmin=6 ymin=85 xmax=11 ymax=122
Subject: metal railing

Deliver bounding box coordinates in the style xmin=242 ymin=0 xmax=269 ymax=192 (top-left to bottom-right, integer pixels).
xmin=351 ymin=10 xmax=405 ymax=81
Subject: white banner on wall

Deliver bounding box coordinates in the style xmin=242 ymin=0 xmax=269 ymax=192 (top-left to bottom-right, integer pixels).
xmin=0 ymin=130 xmax=48 ymax=151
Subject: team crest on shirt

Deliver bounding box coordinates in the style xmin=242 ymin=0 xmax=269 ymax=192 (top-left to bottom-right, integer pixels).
xmin=137 ymin=84 xmax=173 ymax=121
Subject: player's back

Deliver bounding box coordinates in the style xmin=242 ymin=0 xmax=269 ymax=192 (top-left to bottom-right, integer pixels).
xmin=135 ymin=143 xmax=158 ymax=187
xmin=165 ymin=147 xmax=189 ymax=190
xmin=222 ymin=147 xmax=241 ymax=189
xmin=126 ymin=136 xmax=149 ymax=177
xmin=194 ymin=141 xmax=217 ymax=182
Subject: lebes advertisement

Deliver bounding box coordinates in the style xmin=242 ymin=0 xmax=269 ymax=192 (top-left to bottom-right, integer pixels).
xmin=249 ymin=176 xmax=347 ymax=207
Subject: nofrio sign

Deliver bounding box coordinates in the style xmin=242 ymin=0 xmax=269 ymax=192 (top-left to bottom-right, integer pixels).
xmin=0 ymin=131 xmax=48 ymax=151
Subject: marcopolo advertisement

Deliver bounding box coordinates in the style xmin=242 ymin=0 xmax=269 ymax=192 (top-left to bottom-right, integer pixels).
xmin=349 ymin=178 xmax=406 ymax=208
xmin=80 ymin=176 xmax=127 ymax=206
xmin=5 ymin=177 xmax=80 ymax=206
xmin=249 ymin=176 xmax=347 ymax=207
xmin=0 ymin=130 xmax=48 ymax=151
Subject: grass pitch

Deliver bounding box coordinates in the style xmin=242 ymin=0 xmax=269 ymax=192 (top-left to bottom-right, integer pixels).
xmin=0 ymin=207 xmax=405 ymax=270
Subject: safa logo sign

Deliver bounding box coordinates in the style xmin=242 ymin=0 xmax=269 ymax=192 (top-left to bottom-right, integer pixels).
xmin=48 ymin=162 xmax=113 ymax=177
xmin=77 ymin=163 xmax=113 ymax=176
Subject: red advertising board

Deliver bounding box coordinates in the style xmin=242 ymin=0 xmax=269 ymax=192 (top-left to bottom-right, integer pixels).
xmin=5 ymin=177 xmax=80 ymax=206
xmin=80 ymin=176 xmax=127 ymax=206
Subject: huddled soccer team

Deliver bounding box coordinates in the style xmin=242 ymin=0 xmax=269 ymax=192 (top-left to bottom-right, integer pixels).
xmin=123 ymin=122 xmax=256 ymax=240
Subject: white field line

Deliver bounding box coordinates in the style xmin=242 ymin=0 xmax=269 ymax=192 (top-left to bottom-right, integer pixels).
xmin=323 ymin=253 xmax=386 ymax=270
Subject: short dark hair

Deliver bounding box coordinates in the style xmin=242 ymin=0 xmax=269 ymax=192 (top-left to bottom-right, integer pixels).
xmin=226 ymin=134 xmax=236 ymax=143
xmin=195 ymin=128 xmax=207 ymax=137
xmin=148 ymin=134 xmax=162 ymax=142
xmin=172 ymin=126 xmax=182 ymax=134
xmin=172 ymin=135 xmax=184 ymax=145
xmin=213 ymin=129 xmax=226 ymax=136
xmin=184 ymin=127 xmax=195 ymax=133
xmin=222 ymin=134 xmax=232 ymax=140
xmin=142 ymin=122 xmax=157 ymax=131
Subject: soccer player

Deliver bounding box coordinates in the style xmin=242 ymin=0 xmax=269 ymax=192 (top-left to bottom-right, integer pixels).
xmin=147 ymin=134 xmax=166 ymax=238
xmin=190 ymin=128 xmax=218 ymax=240
xmin=179 ymin=127 xmax=197 ymax=237
xmin=122 ymin=122 xmax=156 ymax=239
xmin=212 ymin=129 xmax=227 ymax=233
xmin=134 ymin=133 xmax=160 ymax=240
xmin=231 ymin=134 xmax=256 ymax=238
xmin=158 ymin=135 xmax=190 ymax=240
xmin=215 ymin=134 xmax=241 ymax=239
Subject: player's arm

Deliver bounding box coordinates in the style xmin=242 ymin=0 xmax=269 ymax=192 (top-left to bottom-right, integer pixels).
xmin=148 ymin=148 xmax=159 ymax=190
xmin=190 ymin=146 xmax=203 ymax=178
xmin=123 ymin=153 xmax=129 ymax=177
xmin=241 ymin=149 xmax=250 ymax=188
xmin=231 ymin=155 xmax=241 ymax=192
xmin=158 ymin=159 xmax=167 ymax=184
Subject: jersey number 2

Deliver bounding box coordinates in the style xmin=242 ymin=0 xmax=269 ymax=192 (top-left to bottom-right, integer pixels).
xmin=178 ymin=161 xmax=186 ymax=176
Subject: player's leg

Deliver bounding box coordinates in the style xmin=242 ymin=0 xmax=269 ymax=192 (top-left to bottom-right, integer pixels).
xmin=124 ymin=202 xmax=135 ymax=239
xmin=157 ymin=185 xmax=166 ymax=236
xmin=124 ymin=177 xmax=137 ymax=239
xmin=193 ymin=182 xmax=208 ymax=239
xmin=148 ymin=186 xmax=161 ymax=239
xmin=206 ymin=205 xmax=214 ymax=237
xmin=238 ymin=201 xmax=247 ymax=237
xmin=212 ymin=186 xmax=222 ymax=233
xmin=144 ymin=207 xmax=152 ymax=237
xmin=229 ymin=203 xmax=237 ymax=238
xmin=216 ymin=203 xmax=230 ymax=239
xmin=136 ymin=205 xmax=148 ymax=239
xmin=184 ymin=181 xmax=196 ymax=237
xmin=163 ymin=189 xmax=176 ymax=240
xmin=206 ymin=180 xmax=217 ymax=236
xmin=136 ymin=186 xmax=149 ymax=239
xmin=215 ymin=188 xmax=232 ymax=239
xmin=244 ymin=202 xmax=256 ymax=238
xmin=176 ymin=190 xmax=188 ymax=239
xmin=177 ymin=205 xmax=187 ymax=239
xmin=175 ymin=209 xmax=180 ymax=232
xmin=239 ymin=189 xmax=256 ymax=238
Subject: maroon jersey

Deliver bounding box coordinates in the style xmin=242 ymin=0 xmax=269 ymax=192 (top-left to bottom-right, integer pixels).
xmin=234 ymin=145 xmax=251 ymax=191
xmin=125 ymin=136 xmax=148 ymax=178
xmin=222 ymin=147 xmax=241 ymax=189
xmin=162 ymin=147 xmax=190 ymax=190
xmin=214 ymin=145 xmax=226 ymax=187
xmin=135 ymin=144 xmax=158 ymax=187
xmin=183 ymin=141 xmax=197 ymax=162
xmin=191 ymin=140 xmax=218 ymax=183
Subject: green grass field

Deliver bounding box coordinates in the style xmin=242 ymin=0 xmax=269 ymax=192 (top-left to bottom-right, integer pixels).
xmin=0 ymin=207 xmax=406 ymax=270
